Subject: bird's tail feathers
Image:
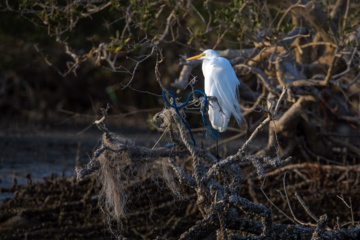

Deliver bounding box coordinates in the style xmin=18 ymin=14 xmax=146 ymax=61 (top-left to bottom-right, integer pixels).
xmin=232 ymin=102 xmax=244 ymax=127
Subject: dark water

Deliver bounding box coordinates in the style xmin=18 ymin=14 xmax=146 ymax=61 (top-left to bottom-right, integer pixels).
xmin=0 ymin=132 xmax=98 ymax=190
xmin=0 ymin=126 xmax=162 ymax=196
xmin=0 ymin=122 xmax=247 ymax=201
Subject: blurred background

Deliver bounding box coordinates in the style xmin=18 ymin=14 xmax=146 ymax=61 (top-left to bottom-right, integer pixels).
xmin=0 ymin=1 xmax=261 ymax=189
xmin=1 ymin=0 xmax=360 ymax=187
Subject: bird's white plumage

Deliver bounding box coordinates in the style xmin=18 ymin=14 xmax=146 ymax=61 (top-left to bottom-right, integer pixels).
xmin=187 ymin=49 xmax=242 ymax=132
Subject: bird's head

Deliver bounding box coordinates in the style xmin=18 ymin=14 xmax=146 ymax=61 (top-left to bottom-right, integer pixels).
xmin=186 ymin=49 xmax=219 ymax=61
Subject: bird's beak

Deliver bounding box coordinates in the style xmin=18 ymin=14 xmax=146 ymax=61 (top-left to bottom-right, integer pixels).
xmin=186 ymin=53 xmax=205 ymax=61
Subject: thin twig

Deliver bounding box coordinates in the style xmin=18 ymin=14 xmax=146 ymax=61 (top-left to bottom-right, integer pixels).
xmin=283 ymin=172 xmax=318 ymax=228
xmin=294 ymin=192 xmax=319 ymax=223
xmin=337 ymin=194 xmax=355 ymax=227
xmin=260 ymin=177 xmax=296 ymax=224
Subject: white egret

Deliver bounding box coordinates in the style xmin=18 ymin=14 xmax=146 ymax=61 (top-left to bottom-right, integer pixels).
xmin=186 ymin=49 xmax=243 ymax=133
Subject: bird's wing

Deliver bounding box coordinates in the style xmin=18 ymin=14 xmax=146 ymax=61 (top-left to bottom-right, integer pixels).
xmin=205 ymin=57 xmax=243 ymax=126
xmin=207 ymin=81 xmax=230 ymax=132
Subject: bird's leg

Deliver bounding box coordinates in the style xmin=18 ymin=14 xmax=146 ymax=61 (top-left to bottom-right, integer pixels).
xmin=215 ymin=138 xmax=221 ymax=160
xmin=216 ymin=138 xmax=218 ymax=157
